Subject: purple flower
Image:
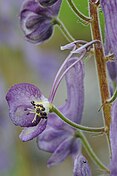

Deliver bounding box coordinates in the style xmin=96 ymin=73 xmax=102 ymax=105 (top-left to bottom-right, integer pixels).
xmin=6 ymin=83 xmax=50 ymax=141
xmin=110 ymin=100 xmax=117 ymax=175
xmin=73 ymin=154 xmax=91 ymax=176
xmin=101 ymin=0 xmax=117 ymax=60
xmin=37 ymin=58 xmax=84 ymax=167
xmin=20 ymin=0 xmax=62 ymax=44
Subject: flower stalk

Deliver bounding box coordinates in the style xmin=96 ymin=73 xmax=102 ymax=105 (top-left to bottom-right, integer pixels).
xmin=76 ymin=130 xmax=110 ymax=173
xmin=52 ymin=105 xmax=105 ymax=133
xmin=54 ymin=18 xmax=75 ymax=42
xmin=67 ymin=0 xmax=92 ymax=23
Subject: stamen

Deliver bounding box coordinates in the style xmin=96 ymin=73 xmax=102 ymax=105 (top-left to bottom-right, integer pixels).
xmin=30 ymin=100 xmax=49 ymax=123
xmin=31 ymin=101 xmax=35 ymax=106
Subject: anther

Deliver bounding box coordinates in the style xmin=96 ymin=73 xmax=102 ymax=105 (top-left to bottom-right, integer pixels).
xmin=43 ymin=112 xmax=47 ymax=116
xmin=41 ymin=107 xmax=45 ymax=111
xmin=36 ymin=108 xmax=40 ymax=114
xmin=31 ymin=101 xmax=35 ymax=106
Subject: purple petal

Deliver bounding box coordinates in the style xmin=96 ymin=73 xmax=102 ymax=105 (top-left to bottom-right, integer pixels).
xmin=107 ymin=61 xmax=117 ymax=81
xmin=6 ymin=83 xmax=44 ymax=127
xmin=64 ymin=58 xmax=84 ymax=123
xmin=20 ymin=0 xmax=61 ymax=43
xmin=101 ymin=0 xmax=117 ymax=60
xmin=48 ymin=58 xmax=84 ymax=128
xmin=26 ymin=22 xmax=53 ymax=44
xmin=71 ymin=139 xmax=81 ymax=159
xmin=38 ymin=126 xmax=71 ymax=152
xmin=19 ymin=119 xmax=47 ymax=141
xmin=73 ymin=154 xmax=91 ymax=176
xmin=47 ymin=137 xmax=73 ymax=167
xmin=110 ymin=100 xmax=117 ymax=175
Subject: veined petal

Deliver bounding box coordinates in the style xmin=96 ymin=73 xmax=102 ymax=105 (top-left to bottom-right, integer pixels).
xmin=64 ymin=58 xmax=84 ymax=124
xmin=73 ymin=154 xmax=91 ymax=176
xmin=47 ymin=137 xmax=73 ymax=167
xmin=26 ymin=22 xmax=53 ymax=44
xmin=19 ymin=119 xmax=47 ymax=141
xmin=20 ymin=0 xmax=61 ymax=43
xmin=6 ymin=83 xmax=45 ymax=127
xmin=48 ymin=58 xmax=84 ymax=127
xmin=110 ymin=100 xmax=117 ymax=175
xmin=38 ymin=126 xmax=70 ymax=152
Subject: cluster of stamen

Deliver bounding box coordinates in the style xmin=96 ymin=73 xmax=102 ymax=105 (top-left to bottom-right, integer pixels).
xmin=31 ymin=101 xmax=48 ymax=123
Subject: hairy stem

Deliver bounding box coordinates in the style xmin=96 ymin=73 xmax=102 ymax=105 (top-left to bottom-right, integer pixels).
xmin=89 ymin=0 xmax=111 ymax=135
xmin=52 ymin=105 xmax=105 ymax=133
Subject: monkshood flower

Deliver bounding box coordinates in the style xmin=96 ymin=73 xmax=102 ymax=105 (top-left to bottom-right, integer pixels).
xmin=6 ymin=42 xmax=86 ymax=141
xmin=110 ymin=100 xmax=117 ymax=175
xmin=101 ymin=0 xmax=117 ymax=60
xmin=37 ymin=58 xmax=84 ymax=167
xmin=6 ymin=83 xmax=51 ymax=141
xmin=20 ymin=0 xmax=62 ymax=44
xmin=73 ymin=154 xmax=91 ymax=176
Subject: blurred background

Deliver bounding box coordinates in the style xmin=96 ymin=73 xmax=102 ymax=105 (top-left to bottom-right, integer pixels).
xmin=0 ymin=0 xmax=109 ymax=176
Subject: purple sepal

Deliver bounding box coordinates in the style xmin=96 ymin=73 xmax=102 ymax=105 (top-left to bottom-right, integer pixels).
xmin=38 ymin=58 xmax=85 ymax=166
xmin=19 ymin=119 xmax=47 ymax=141
xmin=110 ymin=100 xmax=117 ymax=175
xmin=101 ymin=0 xmax=117 ymax=60
xmin=107 ymin=61 xmax=117 ymax=82
xmin=6 ymin=83 xmax=44 ymax=127
xmin=73 ymin=154 xmax=91 ymax=176
xmin=47 ymin=137 xmax=73 ymax=167
xmin=20 ymin=0 xmax=62 ymax=44
xmin=38 ymin=126 xmax=70 ymax=152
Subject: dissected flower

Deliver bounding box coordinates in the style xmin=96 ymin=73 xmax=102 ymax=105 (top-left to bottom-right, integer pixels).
xmin=101 ymin=0 xmax=117 ymax=60
xmin=110 ymin=99 xmax=117 ymax=175
xmin=73 ymin=154 xmax=91 ymax=176
xmin=6 ymin=40 xmax=86 ymax=142
xmin=20 ymin=0 xmax=62 ymax=44
xmin=37 ymin=58 xmax=84 ymax=167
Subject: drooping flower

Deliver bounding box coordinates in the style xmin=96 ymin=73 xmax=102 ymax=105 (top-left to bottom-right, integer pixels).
xmin=73 ymin=153 xmax=91 ymax=176
xmin=20 ymin=0 xmax=62 ymax=44
xmin=101 ymin=0 xmax=117 ymax=60
xmin=110 ymin=100 xmax=117 ymax=175
xmin=37 ymin=57 xmax=85 ymax=167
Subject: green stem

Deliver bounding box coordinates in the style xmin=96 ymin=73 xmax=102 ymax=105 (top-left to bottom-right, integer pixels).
xmin=54 ymin=18 xmax=75 ymax=42
xmin=52 ymin=105 xmax=105 ymax=133
xmin=76 ymin=131 xmax=110 ymax=173
xmin=106 ymin=88 xmax=117 ymax=104
xmin=67 ymin=0 xmax=92 ymax=23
